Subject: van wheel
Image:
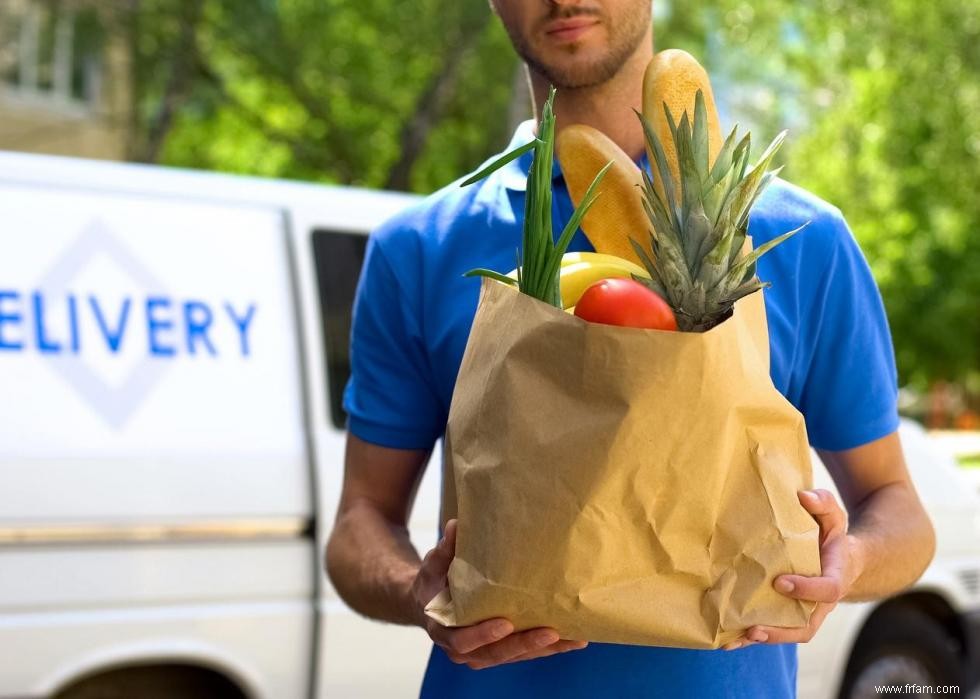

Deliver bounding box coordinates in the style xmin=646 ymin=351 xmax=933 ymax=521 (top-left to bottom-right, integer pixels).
xmin=839 ymin=605 xmax=964 ymax=699
xmin=54 ymin=664 xmax=246 ymax=699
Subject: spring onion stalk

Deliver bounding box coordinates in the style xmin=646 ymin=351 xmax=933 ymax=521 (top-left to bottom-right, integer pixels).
xmin=464 ymin=87 xmax=612 ymax=308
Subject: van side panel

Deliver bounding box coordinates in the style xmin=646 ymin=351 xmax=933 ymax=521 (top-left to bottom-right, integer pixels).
xmin=0 ymin=183 xmax=313 ymax=697
xmin=0 ymin=186 xmax=308 ymax=520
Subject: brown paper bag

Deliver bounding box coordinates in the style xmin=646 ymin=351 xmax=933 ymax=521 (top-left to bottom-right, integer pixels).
xmin=426 ymin=245 xmax=821 ymax=649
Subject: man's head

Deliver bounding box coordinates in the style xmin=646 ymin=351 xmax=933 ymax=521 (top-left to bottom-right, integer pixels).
xmin=490 ymin=0 xmax=652 ymax=90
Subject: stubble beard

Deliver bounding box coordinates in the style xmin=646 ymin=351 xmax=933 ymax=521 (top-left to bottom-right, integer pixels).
xmin=506 ymin=8 xmax=651 ymax=90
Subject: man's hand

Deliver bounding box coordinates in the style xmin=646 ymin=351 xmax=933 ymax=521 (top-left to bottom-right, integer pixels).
xmin=412 ymin=519 xmax=589 ymax=670
xmin=723 ymin=489 xmax=866 ymax=650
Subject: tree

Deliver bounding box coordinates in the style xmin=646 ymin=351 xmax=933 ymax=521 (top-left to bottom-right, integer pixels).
xmin=117 ymin=0 xmax=517 ymax=190
xmin=655 ymin=0 xmax=980 ymax=392
xmin=118 ymin=0 xmax=978 ymax=392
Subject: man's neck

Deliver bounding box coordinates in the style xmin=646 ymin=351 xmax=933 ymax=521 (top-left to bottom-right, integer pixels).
xmin=527 ymin=37 xmax=654 ymax=163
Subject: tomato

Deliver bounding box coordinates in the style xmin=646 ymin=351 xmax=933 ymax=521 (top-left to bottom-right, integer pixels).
xmin=573 ymin=278 xmax=677 ymax=331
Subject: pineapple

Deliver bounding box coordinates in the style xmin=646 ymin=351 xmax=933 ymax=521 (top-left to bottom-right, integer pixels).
xmin=631 ymin=91 xmax=807 ymax=332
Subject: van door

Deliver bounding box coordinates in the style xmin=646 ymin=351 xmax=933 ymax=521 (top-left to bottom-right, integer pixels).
xmin=304 ymin=224 xmax=441 ymax=698
xmin=0 ymin=181 xmax=314 ymax=698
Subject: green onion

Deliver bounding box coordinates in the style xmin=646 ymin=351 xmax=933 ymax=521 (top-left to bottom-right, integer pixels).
xmin=463 ymin=87 xmax=612 ymax=308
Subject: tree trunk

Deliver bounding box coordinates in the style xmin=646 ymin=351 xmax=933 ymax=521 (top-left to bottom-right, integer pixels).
xmin=138 ymin=0 xmax=202 ymax=163
xmin=383 ymin=9 xmax=492 ymax=191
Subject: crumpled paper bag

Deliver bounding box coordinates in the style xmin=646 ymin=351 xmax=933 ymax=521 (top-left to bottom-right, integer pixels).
xmin=426 ymin=245 xmax=821 ymax=649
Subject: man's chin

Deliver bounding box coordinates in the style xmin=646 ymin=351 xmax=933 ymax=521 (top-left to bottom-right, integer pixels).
xmin=533 ymin=60 xmax=622 ymax=90
xmin=523 ymin=41 xmax=636 ymax=90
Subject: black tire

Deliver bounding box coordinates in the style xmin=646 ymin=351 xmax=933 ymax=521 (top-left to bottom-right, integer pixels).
xmin=54 ymin=664 xmax=245 ymax=699
xmin=839 ymin=604 xmax=965 ymax=699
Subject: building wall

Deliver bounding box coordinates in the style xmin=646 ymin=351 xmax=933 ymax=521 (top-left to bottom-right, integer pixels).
xmin=0 ymin=0 xmax=130 ymax=161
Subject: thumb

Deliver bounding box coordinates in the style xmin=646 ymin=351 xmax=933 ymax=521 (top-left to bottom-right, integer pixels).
xmin=437 ymin=519 xmax=458 ymax=560
xmin=424 ymin=519 xmax=458 ymax=577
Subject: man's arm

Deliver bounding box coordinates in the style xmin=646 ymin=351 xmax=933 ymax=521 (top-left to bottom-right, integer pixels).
xmin=325 ymin=434 xmax=430 ymax=626
xmin=818 ymin=429 xmax=936 ymax=601
xmin=325 ymin=433 xmax=588 ymax=669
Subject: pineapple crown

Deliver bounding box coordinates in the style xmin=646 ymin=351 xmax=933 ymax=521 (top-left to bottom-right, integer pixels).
xmin=630 ymin=91 xmax=808 ymax=332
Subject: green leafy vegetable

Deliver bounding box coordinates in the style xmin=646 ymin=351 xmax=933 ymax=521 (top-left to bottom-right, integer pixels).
xmin=463 ymin=87 xmax=612 ymax=307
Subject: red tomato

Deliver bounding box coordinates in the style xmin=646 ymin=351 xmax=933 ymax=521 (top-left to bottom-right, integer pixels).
xmin=574 ymin=278 xmax=678 ymax=331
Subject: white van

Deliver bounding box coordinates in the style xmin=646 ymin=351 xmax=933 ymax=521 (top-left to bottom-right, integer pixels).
xmin=0 ymin=150 xmax=977 ymax=699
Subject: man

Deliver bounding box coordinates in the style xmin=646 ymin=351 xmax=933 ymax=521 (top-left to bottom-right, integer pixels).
xmin=326 ymin=1 xmax=936 ymax=696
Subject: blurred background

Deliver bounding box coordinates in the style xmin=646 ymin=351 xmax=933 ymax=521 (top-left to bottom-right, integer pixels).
xmin=0 ymin=2 xmax=978 ymax=698
xmin=1 ymin=0 xmax=977 ymax=446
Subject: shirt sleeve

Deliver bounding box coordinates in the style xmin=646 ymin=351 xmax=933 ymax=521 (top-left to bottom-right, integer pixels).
xmin=795 ymin=210 xmax=901 ymax=451
xmin=342 ymin=230 xmax=444 ymax=450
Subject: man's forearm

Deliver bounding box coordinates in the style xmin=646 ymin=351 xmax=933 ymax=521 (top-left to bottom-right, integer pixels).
xmin=325 ymin=501 xmax=423 ymax=626
xmin=845 ymin=481 xmax=936 ymax=602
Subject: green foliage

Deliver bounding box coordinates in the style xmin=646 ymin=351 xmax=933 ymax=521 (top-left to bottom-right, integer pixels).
xmin=465 ymin=89 xmax=613 ymax=308
xmin=634 ymin=91 xmax=806 ymax=331
xmin=123 ymin=0 xmax=978 ymax=389
xmin=127 ymin=0 xmax=517 ymax=189
xmin=655 ymin=0 xmax=980 ymax=389
xmin=408 ymin=22 xmax=519 ymax=192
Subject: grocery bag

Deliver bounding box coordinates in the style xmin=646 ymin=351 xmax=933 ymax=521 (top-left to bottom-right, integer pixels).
xmin=426 ymin=243 xmax=822 ymax=649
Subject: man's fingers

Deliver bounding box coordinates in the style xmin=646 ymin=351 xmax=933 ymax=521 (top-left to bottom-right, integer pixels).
xmin=798 ymin=489 xmax=846 ymax=541
xmin=543 ymin=639 xmax=588 ymax=654
xmin=775 ymin=534 xmax=847 ymax=602
xmin=495 ymin=640 xmax=589 ymax=666
xmin=433 ymin=620 xmax=588 ymax=669
xmin=722 ymin=637 xmax=759 ymax=651
xmin=429 ymin=617 xmax=513 ymax=655
xmin=774 ymin=572 xmax=843 ymax=603
xmin=744 ymin=602 xmax=835 ymax=645
xmin=458 ymin=627 xmax=560 ymax=667
xmin=467 ymin=638 xmax=589 ymax=670
xmin=721 ymin=492 xmax=850 ymax=652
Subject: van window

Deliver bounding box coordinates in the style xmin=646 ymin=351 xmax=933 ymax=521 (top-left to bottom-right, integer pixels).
xmin=311 ymin=229 xmax=368 ymax=430
xmin=1 ymin=4 xmax=105 ymax=108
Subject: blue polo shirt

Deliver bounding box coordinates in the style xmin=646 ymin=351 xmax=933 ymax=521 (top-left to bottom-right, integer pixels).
xmin=343 ymin=121 xmax=900 ymax=698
